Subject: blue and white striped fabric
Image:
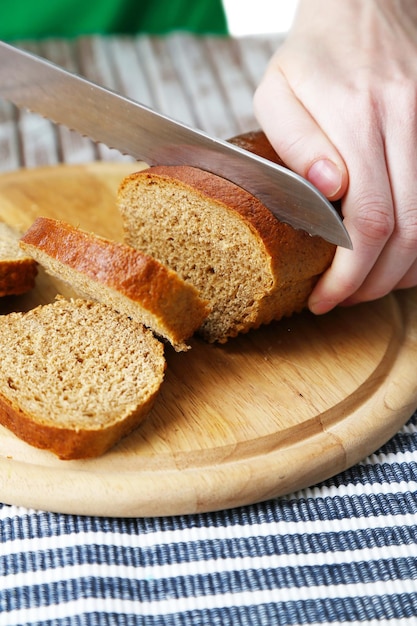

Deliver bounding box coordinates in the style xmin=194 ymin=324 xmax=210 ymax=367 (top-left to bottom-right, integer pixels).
xmin=1 ymin=411 xmax=417 ymax=625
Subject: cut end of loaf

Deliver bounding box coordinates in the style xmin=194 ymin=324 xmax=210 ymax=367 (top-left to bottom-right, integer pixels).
xmin=0 ymin=297 xmax=166 ymax=459
xmin=118 ymin=167 xmax=278 ymax=342
xmin=117 ymin=159 xmax=335 ymax=343
xmin=20 ymin=217 xmax=209 ymax=351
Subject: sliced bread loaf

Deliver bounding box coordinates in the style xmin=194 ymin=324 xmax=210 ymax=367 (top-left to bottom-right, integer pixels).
xmin=0 ymin=222 xmax=38 ymax=297
xmin=0 ymin=297 xmax=165 ymax=460
xmin=117 ymin=130 xmax=336 ymax=343
xmin=20 ymin=217 xmax=209 ymax=351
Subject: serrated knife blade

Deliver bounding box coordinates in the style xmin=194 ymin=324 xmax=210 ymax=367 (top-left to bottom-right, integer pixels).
xmin=0 ymin=40 xmax=351 ymax=248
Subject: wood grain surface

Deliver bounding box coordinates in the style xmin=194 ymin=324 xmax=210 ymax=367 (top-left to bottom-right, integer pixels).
xmin=0 ymin=162 xmax=416 ymax=517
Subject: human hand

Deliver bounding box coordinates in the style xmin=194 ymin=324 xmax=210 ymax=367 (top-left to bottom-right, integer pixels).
xmin=254 ymin=0 xmax=417 ymax=314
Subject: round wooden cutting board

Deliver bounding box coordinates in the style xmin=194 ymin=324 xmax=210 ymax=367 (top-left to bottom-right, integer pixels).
xmin=0 ymin=162 xmax=416 ymax=517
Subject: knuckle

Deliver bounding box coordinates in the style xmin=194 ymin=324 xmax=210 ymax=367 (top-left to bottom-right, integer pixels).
xmin=275 ymin=132 xmax=308 ymax=162
xmin=353 ymin=196 xmax=394 ymax=243
xmin=396 ymin=206 xmax=417 ymax=250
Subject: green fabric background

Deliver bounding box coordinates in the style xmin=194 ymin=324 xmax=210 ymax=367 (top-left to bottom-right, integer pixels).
xmin=0 ymin=1 xmax=228 ymax=39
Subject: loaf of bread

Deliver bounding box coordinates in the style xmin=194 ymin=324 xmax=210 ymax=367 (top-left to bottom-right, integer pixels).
xmin=0 ymin=297 xmax=165 ymax=460
xmin=20 ymin=217 xmax=209 ymax=351
xmin=0 ymin=130 xmax=335 ymax=460
xmin=117 ymin=130 xmax=336 ymax=343
xmin=0 ymin=222 xmax=38 ymax=297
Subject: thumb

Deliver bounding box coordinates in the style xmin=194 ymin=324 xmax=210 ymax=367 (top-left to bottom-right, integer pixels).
xmin=254 ymin=68 xmax=348 ymax=201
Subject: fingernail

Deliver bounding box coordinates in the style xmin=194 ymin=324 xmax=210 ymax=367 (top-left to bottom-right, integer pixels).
xmin=307 ymin=159 xmax=343 ymax=198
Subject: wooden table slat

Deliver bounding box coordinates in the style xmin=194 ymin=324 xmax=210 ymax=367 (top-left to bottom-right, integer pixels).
xmin=0 ymin=34 xmax=283 ymax=171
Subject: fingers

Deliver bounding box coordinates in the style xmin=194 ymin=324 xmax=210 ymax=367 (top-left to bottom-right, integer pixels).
xmin=254 ymin=38 xmax=417 ymax=314
xmin=396 ymin=260 xmax=417 ymax=290
xmin=254 ymin=1 xmax=417 ymax=314
xmin=308 ymin=189 xmax=394 ymax=314
xmin=309 ymin=101 xmax=417 ymax=313
xmin=308 ymin=142 xmax=396 ymax=314
xmin=346 ymin=105 xmax=417 ymax=304
xmin=345 ymin=210 xmax=417 ymax=306
xmin=253 ymin=65 xmax=349 ymax=201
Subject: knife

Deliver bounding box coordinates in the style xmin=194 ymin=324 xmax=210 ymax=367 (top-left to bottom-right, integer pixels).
xmin=0 ymin=41 xmax=351 ymax=248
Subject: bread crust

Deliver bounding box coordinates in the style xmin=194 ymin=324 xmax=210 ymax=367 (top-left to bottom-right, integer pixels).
xmin=0 ymin=258 xmax=38 ymax=297
xmin=227 ymin=129 xmax=287 ymax=165
xmin=0 ymin=298 xmax=166 ymax=460
xmin=0 ymin=385 xmax=157 ymax=460
xmin=124 ymin=164 xmax=335 ymax=282
xmin=118 ymin=130 xmax=336 ymax=342
xmin=0 ymin=222 xmax=38 ymax=296
xmin=20 ymin=217 xmax=209 ymax=350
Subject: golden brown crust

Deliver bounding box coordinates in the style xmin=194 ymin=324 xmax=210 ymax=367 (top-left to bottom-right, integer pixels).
xmin=227 ymin=129 xmax=287 ymax=167
xmin=227 ymin=129 xmax=337 ymax=276
xmin=0 ymin=386 xmax=157 ymax=460
xmin=0 ymin=258 xmax=38 ymax=297
xmin=0 ymin=297 xmax=166 ymax=460
xmin=0 ymin=222 xmax=38 ymax=296
xmin=118 ymin=129 xmax=336 ymax=343
xmin=20 ymin=217 xmax=209 ymax=350
xmin=132 ymin=164 xmax=335 ymax=282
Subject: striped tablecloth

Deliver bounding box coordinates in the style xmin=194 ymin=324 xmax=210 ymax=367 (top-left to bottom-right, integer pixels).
xmin=1 ymin=35 xmax=417 ymax=625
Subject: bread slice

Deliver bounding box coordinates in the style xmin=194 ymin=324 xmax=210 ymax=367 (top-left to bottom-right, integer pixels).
xmin=20 ymin=217 xmax=209 ymax=351
xmin=0 ymin=297 xmax=165 ymax=460
xmin=0 ymin=222 xmax=38 ymax=297
xmin=117 ymin=130 xmax=336 ymax=343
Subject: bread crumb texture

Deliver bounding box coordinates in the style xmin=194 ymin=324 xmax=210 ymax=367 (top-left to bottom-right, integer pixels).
xmin=118 ymin=164 xmax=335 ymax=343
xmin=0 ymin=297 xmax=165 ymax=459
xmin=20 ymin=217 xmax=208 ymax=351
